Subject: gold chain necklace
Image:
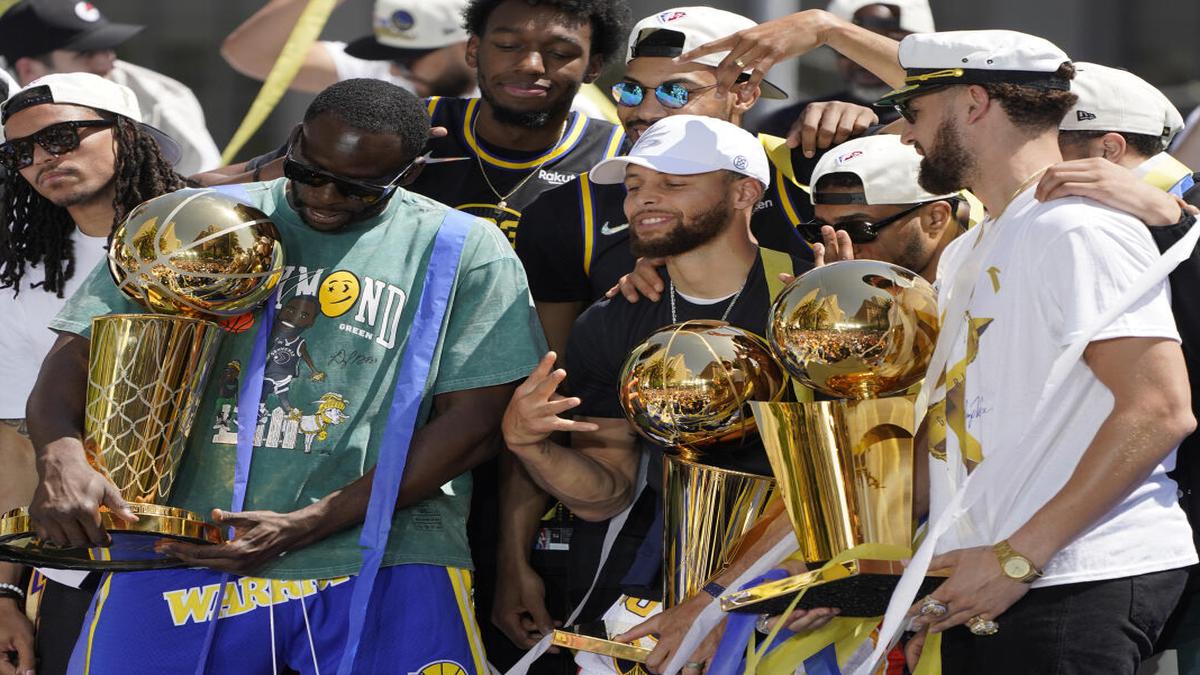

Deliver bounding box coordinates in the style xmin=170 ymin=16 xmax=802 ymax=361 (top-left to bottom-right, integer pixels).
xmin=988 ymin=164 xmax=1053 ymax=223
xmin=470 ymin=110 xmax=567 ymax=212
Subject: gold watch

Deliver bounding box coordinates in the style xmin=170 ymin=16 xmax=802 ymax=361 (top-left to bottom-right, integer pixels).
xmin=993 ymin=540 xmax=1043 ymax=583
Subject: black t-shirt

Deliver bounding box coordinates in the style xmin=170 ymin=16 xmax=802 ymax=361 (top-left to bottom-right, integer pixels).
xmin=408 ymin=96 xmax=629 ymax=247
xmin=516 ymin=134 xmax=816 ymax=304
xmin=1152 ymin=179 xmax=1200 ymax=550
xmin=562 ymin=249 xmax=813 ymax=608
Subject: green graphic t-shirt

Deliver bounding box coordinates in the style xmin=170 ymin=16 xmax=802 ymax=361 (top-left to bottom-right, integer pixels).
xmin=50 ymin=179 xmax=547 ymax=579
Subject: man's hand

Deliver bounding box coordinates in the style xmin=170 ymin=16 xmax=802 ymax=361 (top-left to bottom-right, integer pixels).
xmin=761 ymin=606 xmax=839 ymax=634
xmin=605 ymin=257 xmax=666 ymax=303
xmin=502 ymin=353 xmax=599 ymax=453
xmin=491 ymin=559 xmax=559 ymax=650
xmin=615 ymin=595 xmax=719 ymax=674
xmin=677 ymin=11 xmax=837 ymax=97
xmin=904 ymin=629 xmax=927 ymax=671
xmin=1035 ymin=158 xmax=1184 ymax=226
xmin=813 ymin=225 xmax=855 ymax=267
xmin=0 ymin=598 xmax=34 ymax=675
xmin=29 ymin=442 xmax=137 ymax=549
xmin=155 ymin=508 xmax=309 ymax=575
xmin=788 ymin=101 xmax=878 ymax=158
xmin=909 ymin=546 xmax=1030 ymax=634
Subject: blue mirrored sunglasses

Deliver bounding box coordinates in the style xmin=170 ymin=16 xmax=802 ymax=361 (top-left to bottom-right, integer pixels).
xmin=611 ymin=81 xmax=718 ymax=109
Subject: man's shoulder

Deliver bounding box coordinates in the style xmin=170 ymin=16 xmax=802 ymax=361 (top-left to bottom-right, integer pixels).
xmin=111 ymin=61 xmax=194 ymax=97
xmin=1029 ymin=195 xmax=1154 ymax=245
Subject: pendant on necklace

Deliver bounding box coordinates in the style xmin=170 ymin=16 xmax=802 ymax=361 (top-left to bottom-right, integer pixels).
xmin=497 ymin=200 xmax=507 ymax=211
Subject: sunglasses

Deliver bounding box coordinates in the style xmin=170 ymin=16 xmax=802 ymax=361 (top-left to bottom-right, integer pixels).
xmin=800 ymin=201 xmax=944 ymax=245
xmin=284 ymin=128 xmax=418 ymax=204
xmin=611 ymin=81 xmax=718 ymax=109
xmin=0 ymin=119 xmax=114 ymax=171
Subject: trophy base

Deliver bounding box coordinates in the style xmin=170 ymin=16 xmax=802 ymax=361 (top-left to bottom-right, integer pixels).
xmin=551 ymin=629 xmax=652 ymax=664
xmin=720 ymin=559 xmax=947 ymax=617
xmin=0 ymin=503 xmax=223 ymax=571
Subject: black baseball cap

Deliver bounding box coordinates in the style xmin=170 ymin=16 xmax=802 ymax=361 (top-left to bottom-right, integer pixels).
xmin=0 ymin=0 xmax=143 ymax=63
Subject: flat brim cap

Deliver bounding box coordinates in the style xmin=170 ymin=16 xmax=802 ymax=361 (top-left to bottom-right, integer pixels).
xmin=875 ymin=29 xmax=1071 ymax=108
xmin=343 ymin=36 xmax=436 ymax=62
xmin=1061 ymin=61 xmax=1184 ymax=146
xmin=810 ymin=134 xmax=956 ymax=205
xmin=628 ymin=7 xmax=788 ymax=100
xmin=2 ymin=72 xmax=181 ymax=165
xmin=590 ymin=114 xmax=769 ymax=187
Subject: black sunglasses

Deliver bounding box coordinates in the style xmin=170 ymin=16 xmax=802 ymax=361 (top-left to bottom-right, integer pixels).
xmin=0 ymin=119 xmax=114 ymax=171
xmin=800 ymin=200 xmax=946 ymax=245
xmin=283 ymin=128 xmax=418 ymax=204
xmin=611 ymin=81 xmax=719 ymax=109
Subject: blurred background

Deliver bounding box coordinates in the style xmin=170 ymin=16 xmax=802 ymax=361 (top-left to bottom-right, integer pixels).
xmin=90 ymin=0 xmax=1200 ymax=163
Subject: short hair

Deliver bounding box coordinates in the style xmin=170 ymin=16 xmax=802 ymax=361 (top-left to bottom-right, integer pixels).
xmin=463 ymin=0 xmax=631 ymax=65
xmin=1058 ymin=129 xmax=1164 ymax=158
xmin=303 ymin=79 xmax=430 ymax=160
xmin=981 ymin=63 xmax=1078 ymax=134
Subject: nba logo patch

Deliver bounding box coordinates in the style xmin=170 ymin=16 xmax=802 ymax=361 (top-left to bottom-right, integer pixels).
xmin=412 ymin=661 xmax=468 ymax=675
xmin=658 ymin=10 xmax=686 ymax=23
xmin=392 ymin=9 xmax=415 ymax=32
xmin=836 ymin=150 xmax=864 ymax=164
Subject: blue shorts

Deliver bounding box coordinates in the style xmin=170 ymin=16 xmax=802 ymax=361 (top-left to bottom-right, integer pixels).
xmin=68 ymin=564 xmax=488 ymax=675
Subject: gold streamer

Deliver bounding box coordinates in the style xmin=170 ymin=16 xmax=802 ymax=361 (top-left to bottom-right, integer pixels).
xmin=221 ymin=0 xmax=338 ymax=164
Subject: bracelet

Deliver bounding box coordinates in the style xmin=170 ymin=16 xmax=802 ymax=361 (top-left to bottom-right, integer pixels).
xmin=251 ymin=164 xmax=263 ymax=182
xmin=702 ymin=581 xmax=725 ymax=598
xmin=0 ymin=582 xmax=24 ymax=600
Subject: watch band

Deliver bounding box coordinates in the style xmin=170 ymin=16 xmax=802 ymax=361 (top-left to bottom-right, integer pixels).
xmin=993 ymin=540 xmax=1043 ymax=582
xmin=702 ymin=581 xmax=725 ymax=599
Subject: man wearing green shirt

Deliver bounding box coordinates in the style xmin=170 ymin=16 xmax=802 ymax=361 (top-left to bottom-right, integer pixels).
xmin=23 ymin=77 xmax=545 ymax=673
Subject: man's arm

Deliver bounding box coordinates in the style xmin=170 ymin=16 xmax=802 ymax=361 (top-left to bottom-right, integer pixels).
xmin=535 ymin=301 xmax=584 ymax=367
xmin=492 ymin=453 xmax=558 ymax=648
xmin=221 ymin=0 xmax=347 ymax=93
xmin=26 ymin=333 xmax=137 ymax=549
xmin=502 ymin=353 xmax=638 ymax=521
xmin=678 ymin=10 xmax=903 ymax=97
xmin=161 ymin=381 xmax=515 ymax=573
xmin=924 ymin=335 xmax=1195 ymax=633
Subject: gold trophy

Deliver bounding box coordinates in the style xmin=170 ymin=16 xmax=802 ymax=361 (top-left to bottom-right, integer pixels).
xmin=0 ymin=188 xmax=284 ymax=570
xmin=719 ymin=260 xmax=944 ymax=617
xmin=553 ymin=320 xmax=786 ymax=661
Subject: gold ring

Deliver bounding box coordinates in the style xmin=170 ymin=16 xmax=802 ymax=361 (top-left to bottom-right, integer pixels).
xmin=918 ymin=596 xmax=948 ymax=617
xmin=684 ymin=662 xmax=705 ymax=671
xmin=966 ymin=615 xmax=999 ymax=636
xmin=734 ymin=58 xmax=747 ymax=69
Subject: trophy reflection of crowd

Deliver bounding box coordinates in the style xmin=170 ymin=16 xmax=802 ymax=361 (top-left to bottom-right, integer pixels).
xmin=2 ymin=0 xmax=1200 ymax=674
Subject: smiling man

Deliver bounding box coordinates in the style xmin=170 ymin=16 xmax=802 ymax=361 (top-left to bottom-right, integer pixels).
xmin=23 ymin=77 xmax=546 ymax=673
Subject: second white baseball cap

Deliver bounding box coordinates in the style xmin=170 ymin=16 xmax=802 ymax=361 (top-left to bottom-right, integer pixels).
xmin=1061 ymin=62 xmax=1184 ymax=149
xmin=345 ymin=0 xmax=468 ymax=60
xmin=627 ymin=8 xmax=788 ymax=100
xmin=810 ymin=134 xmax=955 ymax=205
xmin=825 ymin=0 xmax=935 ymax=35
xmin=590 ymin=115 xmax=769 ymax=187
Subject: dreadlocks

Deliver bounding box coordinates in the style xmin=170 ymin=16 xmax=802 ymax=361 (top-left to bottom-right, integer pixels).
xmin=0 ymin=114 xmax=185 ymax=297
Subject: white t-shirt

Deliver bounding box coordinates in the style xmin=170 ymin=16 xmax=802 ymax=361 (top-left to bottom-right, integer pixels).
xmin=0 ymin=229 xmax=107 ymax=418
xmin=108 ymin=61 xmax=222 ymax=175
xmin=927 ymin=186 xmax=1197 ymax=587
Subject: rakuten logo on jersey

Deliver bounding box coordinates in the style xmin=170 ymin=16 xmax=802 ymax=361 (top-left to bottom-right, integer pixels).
xmin=538 ymin=169 xmax=577 ymax=186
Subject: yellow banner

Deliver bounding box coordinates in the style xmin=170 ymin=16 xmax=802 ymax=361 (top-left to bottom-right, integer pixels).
xmin=220 ymin=0 xmax=338 ymax=164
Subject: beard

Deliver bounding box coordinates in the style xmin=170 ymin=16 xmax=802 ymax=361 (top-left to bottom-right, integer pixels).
xmin=918 ymin=117 xmax=975 ymax=196
xmin=630 ymin=199 xmax=730 ymax=258
xmin=479 ymin=76 xmax=580 ymax=130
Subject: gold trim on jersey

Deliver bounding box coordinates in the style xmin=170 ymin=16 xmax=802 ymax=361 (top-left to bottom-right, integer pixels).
xmin=581 ymin=175 xmax=597 ymax=276
xmin=461 ymin=98 xmax=589 ymax=170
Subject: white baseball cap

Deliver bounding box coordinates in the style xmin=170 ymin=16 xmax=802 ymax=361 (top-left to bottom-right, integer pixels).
xmin=825 ymin=0 xmax=935 ymax=35
xmin=590 ymin=115 xmax=769 ymax=187
xmin=1 ymin=72 xmax=181 ymax=165
xmin=876 ymin=30 xmax=1071 ymax=107
xmin=345 ymin=0 xmax=468 ymax=60
xmin=1061 ymin=62 xmax=1184 ymax=148
xmin=810 ymin=134 xmax=955 ymax=205
xmin=627 ymin=8 xmax=788 ymax=100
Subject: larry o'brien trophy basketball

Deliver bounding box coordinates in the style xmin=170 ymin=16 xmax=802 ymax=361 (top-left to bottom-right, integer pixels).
xmin=718 ymin=260 xmax=943 ymax=617
xmin=552 ymin=320 xmax=786 ymax=662
xmin=0 ymin=188 xmax=284 ymax=570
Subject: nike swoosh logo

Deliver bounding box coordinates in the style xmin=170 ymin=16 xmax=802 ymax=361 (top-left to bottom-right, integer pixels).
xmin=600 ymin=221 xmax=629 ymax=235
